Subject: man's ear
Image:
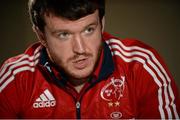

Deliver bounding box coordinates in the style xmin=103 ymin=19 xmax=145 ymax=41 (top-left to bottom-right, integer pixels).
xmin=32 ymin=25 xmax=47 ymax=47
xmin=101 ymin=16 xmax=105 ymax=33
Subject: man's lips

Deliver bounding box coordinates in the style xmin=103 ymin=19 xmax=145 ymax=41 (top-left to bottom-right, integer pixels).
xmin=72 ymin=57 xmax=89 ymax=69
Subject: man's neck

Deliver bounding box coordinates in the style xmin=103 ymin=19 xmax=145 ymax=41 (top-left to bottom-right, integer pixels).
xmin=74 ymin=83 xmax=85 ymax=93
xmin=69 ymin=78 xmax=87 ymax=93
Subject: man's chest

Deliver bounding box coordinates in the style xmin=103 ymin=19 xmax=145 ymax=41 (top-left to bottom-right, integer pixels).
xmin=21 ymin=75 xmax=135 ymax=119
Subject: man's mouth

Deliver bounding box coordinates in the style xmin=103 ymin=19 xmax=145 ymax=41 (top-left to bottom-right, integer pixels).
xmin=72 ymin=57 xmax=90 ymax=70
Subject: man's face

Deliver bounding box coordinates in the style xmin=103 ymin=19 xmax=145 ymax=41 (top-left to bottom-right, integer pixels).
xmin=39 ymin=10 xmax=104 ymax=81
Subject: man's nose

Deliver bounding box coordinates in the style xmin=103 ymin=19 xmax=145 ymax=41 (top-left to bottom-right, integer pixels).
xmin=72 ymin=35 xmax=86 ymax=54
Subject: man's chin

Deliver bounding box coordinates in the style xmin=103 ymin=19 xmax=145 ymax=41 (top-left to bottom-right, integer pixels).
xmin=68 ymin=69 xmax=93 ymax=80
xmin=70 ymin=73 xmax=91 ymax=80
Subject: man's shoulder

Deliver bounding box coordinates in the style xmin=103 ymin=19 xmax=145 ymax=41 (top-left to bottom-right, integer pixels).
xmin=103 ymin=32 xmax=153 ymax=50
xmin=0 ymin=42 xmax=42 ymax=70
xmin=103 ymin=32 xmax=162 ymax=71
xmin=0 ymin=42 xmax=42 ymax=92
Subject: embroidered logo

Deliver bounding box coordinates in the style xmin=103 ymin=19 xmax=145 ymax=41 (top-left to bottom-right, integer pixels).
xmin=100 ymin=76 xmax=125 ymax=107
xmin=33 ymin=89 xmax=56 ymax=108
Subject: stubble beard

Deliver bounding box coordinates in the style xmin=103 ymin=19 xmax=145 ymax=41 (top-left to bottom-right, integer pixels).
xmin=60 ymin=43 xmax=103 ymax=82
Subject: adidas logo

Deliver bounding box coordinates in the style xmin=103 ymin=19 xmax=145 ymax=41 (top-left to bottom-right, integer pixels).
xmin=33 ymin=89 xmax=56 ymax=108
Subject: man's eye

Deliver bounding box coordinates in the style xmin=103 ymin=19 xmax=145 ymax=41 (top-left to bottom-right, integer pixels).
xmin=57 ymin=32 xmax=70 ymax=39
xmin=84 ymin=27 xmax=95 ymax=34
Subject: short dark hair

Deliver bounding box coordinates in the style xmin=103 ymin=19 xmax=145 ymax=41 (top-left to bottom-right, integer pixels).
xmin=28 ymin=0 xmax=105 ymax=32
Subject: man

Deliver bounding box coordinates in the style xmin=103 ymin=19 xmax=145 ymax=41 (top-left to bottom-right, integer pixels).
xmin=0 ymin=0 xmax=179 ymax=119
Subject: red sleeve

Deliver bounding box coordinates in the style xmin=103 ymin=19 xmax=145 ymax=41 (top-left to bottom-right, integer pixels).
xmin=0 ymin=69 xmax=20 ymax=118
xmin=0 ymin=58 xmax=23 ymax=118
xmin=129 ymin=39 xmax=180 ymax=119
xmin=0 ymin=44 xmax=41 ymax=118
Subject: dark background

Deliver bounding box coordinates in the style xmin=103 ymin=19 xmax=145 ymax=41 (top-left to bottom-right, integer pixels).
xmin=0 ymin=0 xmax=180 ymax=87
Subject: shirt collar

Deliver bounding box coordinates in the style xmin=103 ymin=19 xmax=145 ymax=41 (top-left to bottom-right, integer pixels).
xmin=95 ymin=42 xmax=114 ymax=81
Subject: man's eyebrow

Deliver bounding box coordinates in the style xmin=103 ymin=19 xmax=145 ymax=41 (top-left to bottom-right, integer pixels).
xmin=51 ymin=29 xmax=70 ymax=34
xmin=86 ymin=21 xmax=98 ymax=27
xmin=51 ymin=21 xmax=99 ymax=34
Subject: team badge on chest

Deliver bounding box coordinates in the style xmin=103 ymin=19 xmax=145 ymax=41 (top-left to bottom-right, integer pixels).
xmin=100 ymin=76 xmax=125 ymax=107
